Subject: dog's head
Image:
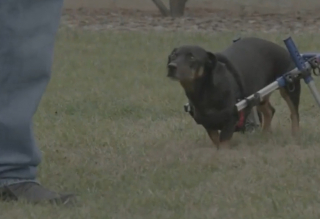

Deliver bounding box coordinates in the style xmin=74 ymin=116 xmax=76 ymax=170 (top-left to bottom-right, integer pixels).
xmin=166 ymin=45 xmax=217 ymax=82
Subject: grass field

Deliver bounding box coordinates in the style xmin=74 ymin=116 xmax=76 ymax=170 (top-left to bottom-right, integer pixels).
xmin=2 ymin=28 xmax=320 ymax=218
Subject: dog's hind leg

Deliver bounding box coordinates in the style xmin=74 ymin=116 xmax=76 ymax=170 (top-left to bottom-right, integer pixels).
xmin=256 ymin=95 xmax=274 ymax=133
xmin=279 ymin=80 xmax=301 ymax=136
xmin=268 ymin=102 xmax=276 ymax=118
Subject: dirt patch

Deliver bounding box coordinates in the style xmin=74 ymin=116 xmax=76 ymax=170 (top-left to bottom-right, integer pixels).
xmin=61 ymin=7 xmax=320 ymax=33
xmin=63 ymin=0 xmax=320 ymax=13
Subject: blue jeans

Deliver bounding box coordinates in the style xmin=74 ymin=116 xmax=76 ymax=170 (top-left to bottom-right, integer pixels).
xmin=0 ymin=0 xmax=64 ymax=185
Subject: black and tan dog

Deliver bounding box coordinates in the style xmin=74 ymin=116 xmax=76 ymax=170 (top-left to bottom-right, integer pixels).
xmin=166 ymin=37 xmax=301 ymax=149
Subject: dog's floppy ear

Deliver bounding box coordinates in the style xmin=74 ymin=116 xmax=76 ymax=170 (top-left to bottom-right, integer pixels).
xmin=167 ymin=48 xmax=177 ymax=65
xmin=206 ymin=51 xmax=218 ymax=69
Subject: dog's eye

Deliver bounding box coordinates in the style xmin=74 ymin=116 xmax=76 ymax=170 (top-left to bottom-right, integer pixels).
xmin=187 ymin=53 xmax=195 ymax=61
xmin=170 ymin=53 xmax=177 ymax=60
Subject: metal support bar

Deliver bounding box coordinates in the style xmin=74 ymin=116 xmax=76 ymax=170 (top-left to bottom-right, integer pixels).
xmin=236 ymin=39 xmax=320 ymax=112
xmin=301 ymin=53 xmax=319 ymax=61
xmin=236 ymin=80 xmax=280 ymax=111
xmin=251 ymin=106 xmax=260 ymax=125
xmin=184 ymin=37 xmax=320 ymax=132
xmin=284 ymin=37 xmax=320 ymax=107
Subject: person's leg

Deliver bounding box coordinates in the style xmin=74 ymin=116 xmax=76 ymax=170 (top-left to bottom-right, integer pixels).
xmin=0 ymin=0 xmax=74 ymax=204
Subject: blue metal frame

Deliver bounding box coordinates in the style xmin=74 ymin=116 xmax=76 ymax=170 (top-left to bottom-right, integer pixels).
xmin=185 ymin=37 xmax=320 ymax=116
xmin=284 ymin=37 xmax=313 ymax=84
xmin=301 ymin=53 xmax=320 ymax=61
xmin=234 ymin=37 xmax=320 ymax=111
xmin=284 ymin=37 xmax=320 ymax=107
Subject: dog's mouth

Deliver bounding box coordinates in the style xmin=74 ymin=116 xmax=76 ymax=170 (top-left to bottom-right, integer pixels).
xmin=167 ymin=62 xmax=179 ymax=80
xmin=167 ymin=63 xmax=194 ymax=82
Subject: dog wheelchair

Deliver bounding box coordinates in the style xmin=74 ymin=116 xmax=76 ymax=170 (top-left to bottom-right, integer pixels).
xmin=184 ymin=37 xmax=320 ymax=133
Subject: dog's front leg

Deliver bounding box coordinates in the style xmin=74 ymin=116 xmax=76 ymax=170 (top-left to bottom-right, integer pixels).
xmin=205 ymin=128 xmax=220 ymax=149
xmin=219 ymin=121 xmax=236 ymax=149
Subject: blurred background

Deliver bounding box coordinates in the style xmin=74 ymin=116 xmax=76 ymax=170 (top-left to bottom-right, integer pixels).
xmin=63 ymin=0 xmax=320 ymax=13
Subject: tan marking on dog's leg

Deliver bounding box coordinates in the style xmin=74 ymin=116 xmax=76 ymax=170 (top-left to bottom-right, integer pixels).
xmin=267 ymin=101 xmax=276 ymax=122
xmin=206 ymin=129 xmax=231 ymax=150
xmin=279 ymin=88 xmax=299 ymax=136
xmin=257 ymin=96 xmax=273 ymax=133
xmin=206 ymin=129 xmax=220 ymax=149
xmin=219 ymin=140 xmax=231 ymax=150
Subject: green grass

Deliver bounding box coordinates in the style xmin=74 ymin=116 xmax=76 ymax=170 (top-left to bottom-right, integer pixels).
xmin=2 ymin=28 xmax=320 ymax=218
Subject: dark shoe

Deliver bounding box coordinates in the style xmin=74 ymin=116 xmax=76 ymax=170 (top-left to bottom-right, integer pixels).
xmin=0 ymin=182 xmax=76 ymax=205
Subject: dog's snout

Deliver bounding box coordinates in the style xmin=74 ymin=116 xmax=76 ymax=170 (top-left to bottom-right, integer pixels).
xmin=167 ymin=62 xmax=178 ymax=78
xmin=168 ymin=62 xmax=177 ymax=69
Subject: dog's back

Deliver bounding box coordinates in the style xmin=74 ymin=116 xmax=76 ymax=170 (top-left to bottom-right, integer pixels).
xmin=221 ymin=37 xmax=296 ymax=96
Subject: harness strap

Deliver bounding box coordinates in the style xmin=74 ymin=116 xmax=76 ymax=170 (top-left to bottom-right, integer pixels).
xmin=236 ymin=111 xmax=245 ymax=128
xmin=215 ymin=53 xmax=246 ymax=100
xmin=215 ymin=53 xmax=247 ymax=128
